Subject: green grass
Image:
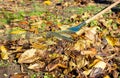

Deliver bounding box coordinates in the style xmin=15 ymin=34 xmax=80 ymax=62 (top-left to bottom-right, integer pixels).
xmin=0 ymin=60 xmax=9 ymax=67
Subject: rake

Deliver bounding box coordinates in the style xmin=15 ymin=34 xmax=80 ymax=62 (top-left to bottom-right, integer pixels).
xmin=48 ymin=0 xmax=120 ymax=41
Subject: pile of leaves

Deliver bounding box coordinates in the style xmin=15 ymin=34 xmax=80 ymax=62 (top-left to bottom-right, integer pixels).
xmin=0 ymin=0 xmax=120 ymax=78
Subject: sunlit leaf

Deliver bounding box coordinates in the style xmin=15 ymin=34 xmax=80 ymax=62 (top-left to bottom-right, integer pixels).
xmin=18 ymin=49 xmax=40 ymax=63
xmin=28 ymin=61 xmax=45 ymax=71
xmin=81 ymin=48 xmax=97 ymax=56
xmin=85 ymin=26 xmax=98 ymax=40
xmin=76 ymin=55 xmax=88 ymax=69
xmin=0 ymin=45 xmax=9 ymax=60
xmin=104 ymin=75 xmax=110 ymax=78
xmin=44 ymin=1 xmax=52 ymax=5
xmin=74 ymin=39 xmax=92 ymax=51
xmin=10 ymin=27 xmax=26 ymax=35
xmin=74 ymin=39 xmax=86 ymax=51
xmin=31 ymin=42 xmax=47 ymax=49
xmin=45 ymin=39 xmax=56 ymax=45
xmin=16 ymin=47 xmax=23 ymax=52
xmin=106 ymin=35 xmax=119 ymax=46
xmin=88 ymin=59 xmax=101 ymax=68
xmin=94 ymin=61 xmax=106 ymax=70
xmin=30 ymin=21 xmax=43 ymax=28
xmin=83 ymin=69 xmax=92 ymax=76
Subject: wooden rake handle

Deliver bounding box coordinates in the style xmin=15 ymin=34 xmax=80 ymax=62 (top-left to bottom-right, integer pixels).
xmin=86 ymin=0 xmax=120 ymax=23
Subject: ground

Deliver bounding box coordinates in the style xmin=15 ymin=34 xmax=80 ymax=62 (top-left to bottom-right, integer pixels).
xmin=0 ymin=0 xmax=120 ymax=78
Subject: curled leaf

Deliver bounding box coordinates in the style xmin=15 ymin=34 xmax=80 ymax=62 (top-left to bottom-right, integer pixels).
xmin=18 ymin=49 xmax=39 ymax=63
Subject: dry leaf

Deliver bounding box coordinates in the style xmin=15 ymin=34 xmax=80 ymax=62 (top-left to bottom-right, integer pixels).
xmin=74 ymin=39 xmax=92 ymax=51
xmin=106 ymin=35 xmax=119 ymax=46
xmin=46 ymin=63 xmax=67 ymax=71
xmin=76 ymin=55 xmax=88 ymax=69
xmin=94 ymin=61 xmax=106 ymax=70
xmin=74 ymin=39 xmax=86 ymax=51
xmin=30 ymin=21 xmax=43 ymax=28
xmin=31 ymin=42 xmax=47 ymax=49
xmin=83 ymin=69 xmax=92 ymax=76
xmin=59 ymin=25 xmax=70 ymax=30
xmin=10 ymin=27 xmax=26 ymax=35
xmin=18 ymin=49 xmax=39 ymax=63
xmin=85 ymin=26 xmax=98 ymax=40
xmin=81 ymin=48 xmax=97 ymax=56
xmin=0 ymin=45 xmax=9 ymax=60
xmin=104 ymin=75 xmax=110 ymax=78
xmin=10 ymin=73 xmax=28 ymax=78
xmin=88 ymin=59 xmax=101 ymax=68
xmin=44 ymin=1 xmax=52 ymax=5
xmin=28 ymin=61 xmax=45 ymax=71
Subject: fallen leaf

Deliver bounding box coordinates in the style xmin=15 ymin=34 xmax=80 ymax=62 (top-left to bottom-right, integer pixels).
xmin=10 ymin=27 xmax=26 ymax=35
xmin=94 ymin=61 xmax=106 ymax=70
xmin=31 ymin=42 xmax=47 ymax=49
xmin=0 ymin=45 xmax=9 ymax=60
xmin=106 ymin=35 xmax=119 ymax=46
xmin=30 ymin=21 xmax=43 ymax=28
xmin=74 ymin=39 xmax=92 ymax=51
xmin=18 ymin=49 xmax=39 ymax=63
xmin=28 ymin=61 xmax=45 ymax=71
xmin=85 ymin=26 xmax=98 ymax=40
xmin=81 ymin=48 xmax=97 ymax=56
xmin=59 ymin=25 xmax=70 ymax=30
xmin=76 ymin=55 xmax=88 ymax=69
xmin=44 ymin=1 xmax=52 ymax=5
xmin=104 ymin=75 xmax=110 ymax=78
xmin=46 ymin=63 xmax=67 ymax=72
xmin=88 ymin=59 xmax=101 ymax=68
xmin=83 ymin=69 xmax=92 ymax=76
xmin=10 ymin=73 xmax=28 ymax=78
xmin=74 ymin=39 xmax=86 ymax=51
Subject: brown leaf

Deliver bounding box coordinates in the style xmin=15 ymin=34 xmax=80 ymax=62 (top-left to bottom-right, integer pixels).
xmin=10 ymin=73 xmax=28 ymax=78
xmin=18 ymin=49 xmax=40 ymax=63
xmin=85 ymin=26 xmax=98 ymax=40
xmin=81 ymin=48 xmax=97 ymax=56
xmin=28 ymin=61 xmax=45 ymax=71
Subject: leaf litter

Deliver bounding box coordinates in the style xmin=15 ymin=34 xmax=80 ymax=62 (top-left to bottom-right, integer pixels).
xmin=0 ymin=0 xmax=120 ymax=78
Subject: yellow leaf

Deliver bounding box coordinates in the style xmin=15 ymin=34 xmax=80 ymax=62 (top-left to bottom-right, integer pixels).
xmin=18 ymin=49 xmax=39 ymax=63
xmin=16 ymin=47 xmax=22 ymax=52
xmin=94 ymin=61 xmax=106 ymax=70
xmin=0 ymin=45 xmax=7 ymax=52
xmin=106 ymin=36 xmax=119 ymax=46
xmin=10 ymin=27 xmax=26 ymax=35
xmin=83 ymin=69 xmax=92 ymax=76
xmin=28 ymin=61 xmax=45 ymax=71
xmin=0 ymin=45 xmax=9 ymax=60
xmin=88 ymin=59 xmax=100 ymax=68
xmin=30 ymin=21 xmax=43 ymax=28
xmin=32 ymin=42 xmax=47 ymax=49
xmin=44 ymin=1 xmax=52 ymax=5
xmin=74 ymin=39 xmax=86 ymax=51
xmin=104 ymin=75 xmax=110 ymax=78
